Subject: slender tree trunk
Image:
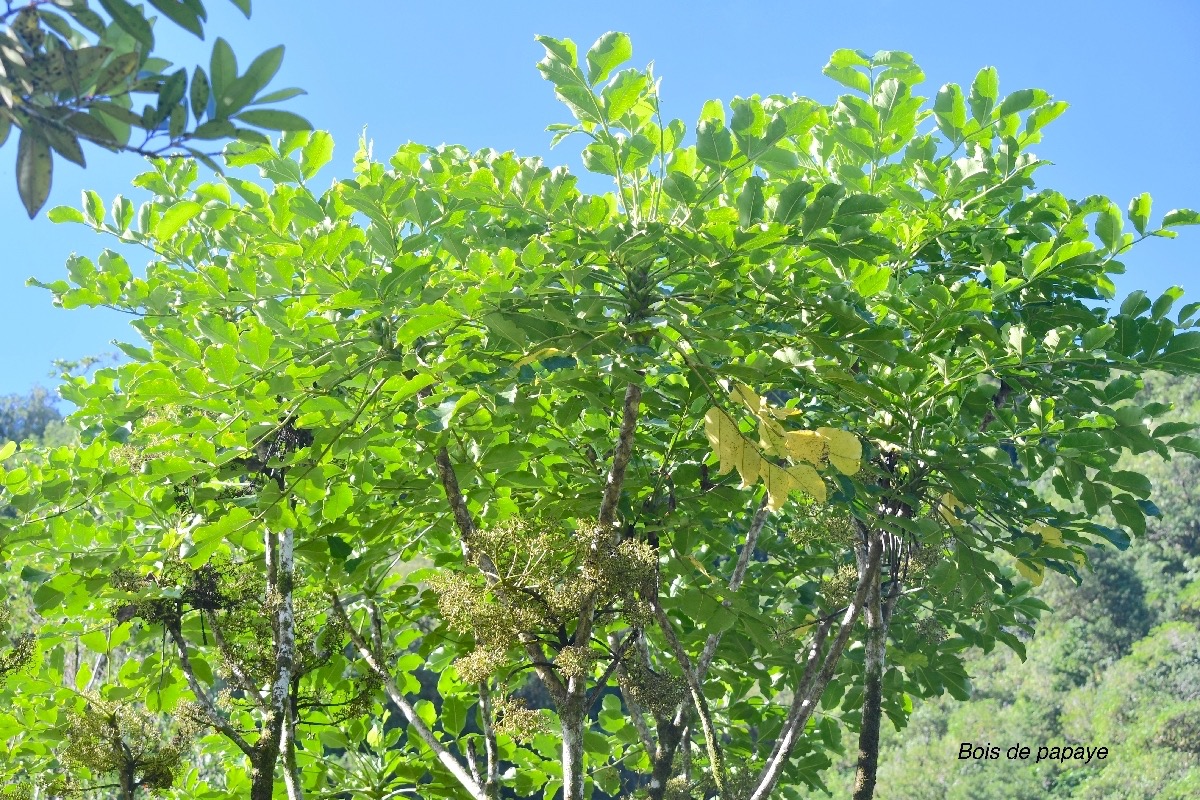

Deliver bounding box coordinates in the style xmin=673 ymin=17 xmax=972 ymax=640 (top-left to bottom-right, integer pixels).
xmin=852 ymin=574 xmax=885 ymax=800
xmin=250 ymin=738 xmax=280 ymax=800
xmin=560 ymin=693 xmax=587 ymax=800
xmin=646 ymin=720 xmax=682 ymax=800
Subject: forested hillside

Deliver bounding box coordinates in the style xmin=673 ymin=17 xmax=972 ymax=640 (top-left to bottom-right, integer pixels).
xmin=816 ymin=372 xmax=1200 ymax=799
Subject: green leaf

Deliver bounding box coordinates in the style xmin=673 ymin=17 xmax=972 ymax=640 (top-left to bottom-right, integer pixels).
xmin=323 ymin=483 xmax=353 ymax=521
xmin=37 ymin=122 xmax=85 ymax=169
xmin=800 ymin=184 xmax=844 ymax=237
xmin=242 ymin=44 xmax=285 ymax=97
xmin=83 ymin=190 xmax=105 ymax=226
xmin=737 ymin=176 xmax=765 ymax=227
xmin=210 ymin=36 xmax=237 ymax=107
xmin=585 ymin=31 xmax=632 ymax=86
xmin=253 ymin=86 xmax=306 ymax=104
xmin=823 ymin=65 xmax=871 ymax=95
xmin=94 ymin=52 xmax=142 ymax=94
xmin=1155 ymin=331 xmax=1200 ymax=370
xmin=1127 ymin=192 xmax=1151 ymax=236
xmin=300 ymin=130 xmax=333 ymax=180
xmin=202 ymin=343 xmax=239 ymax=384
xmin=996 ymin=88 xmax=1045 ymax=118
xmin=1162 ymin=208 xmax=1200 ymax=228
xmin=190 ymin=66 xmax=211 ymax=119
xmin=229 ymin=0 xmax=251 ymax=18
xmin=968 ymin=66 xmax=999 ymax=123
xmin=1095 ymin=201 xmax=1123 ymax=252
xmin=48 ymin=206 xmax=86 ymax=224
xmin=696 ymin=120 xmax=734 ymax=167
xmin=1151 ymin=286 xmax=1184 ymax=321
xmin=16 ymin=127 xmax=53 ymax=218
xmin=157 ymin=200 xmax=202 ymax=239
xmin=1110 ymin=495 xmax=1146 ymax=536
xmin=98 ymin=0 xmax=154 ymax=49
xmin=1104 ymin=470 xmax=1152 ymax=498
xmin=147 ymin=0 xmax=204 ymax=38
xmin=156 ymin=68 xmax=188 ymax=119
xmin=774 ymin=180 xmax=811 ymax=223
xmin=933 ymin=84 xmax=966 ymax=142
xmin=828 ymin=49 xmax=871 ymax=69
xmin=234 ymin=109 xmax=312 ymax=131
xmin=1090 ymin=523 xmax=1130 ymax=551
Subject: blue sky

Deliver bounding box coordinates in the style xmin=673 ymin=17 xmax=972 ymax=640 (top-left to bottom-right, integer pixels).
xmin=2 ymin=0 xmax=1198 ymax=396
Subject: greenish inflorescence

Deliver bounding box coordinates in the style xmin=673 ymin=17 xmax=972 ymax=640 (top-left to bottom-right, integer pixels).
xmin=59 ymin=698 xmax=204 ymax=795
xmin=430 ymin=515 xmax=659 ymax=685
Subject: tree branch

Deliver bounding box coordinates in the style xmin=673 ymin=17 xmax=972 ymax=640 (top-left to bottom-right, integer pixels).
xmin=478 ymin=680 xmax=500 ymax=799
xmin=651 ymin=600 xmax=729 ymax=800
xmin=696 ymin=498 xmax=769 ymax=682
xmin=205 ymin=610 xmax=267 ymax=711
xmin=434 ymin=445 xmax=568 ymax=701
xmin=165 ymin=622 xmax=254 ymax=758
xmin=575 ymin=383 xmax=643 ymax=653
xmin=329 ymin=593 xmax=486 ymax=800
xmin=749 ymin=532 xmax=884 ymax=800
xmin=607 ymin=632 xmax=656 ymax=755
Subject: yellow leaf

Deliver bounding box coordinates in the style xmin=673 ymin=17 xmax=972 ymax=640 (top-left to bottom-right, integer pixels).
xmin=731 ymin=383 xmax=763 ymax=413
xmin=1015 ymin=560 xmax=1043 ymax=586
xmin=938 ymin=493 xmax=969 ymax=527
xmin=758 ymin=416 xmax=789 ymax=456
xmin=736 ymin=445 xmax=762 ymax=489
xmin=514 ymin=347 xmax=562 ymax=368
xmin=818 ymin=427 xmax=862 ymax=475
xmin=1026 ymin=522 xmax=1063 ymax=548
xmin=787 ymin=463 xmax=826 ymax=503
xmin=704 ymin=408 xmax=743 ymax=476
xmin=763 ymin=461 xmax=794 ymax=511
xmin=785 ymin=430 xmax=828 ymax=465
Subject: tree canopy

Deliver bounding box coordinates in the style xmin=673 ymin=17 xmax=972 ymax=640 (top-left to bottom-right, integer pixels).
xmin=2 ymin=32 xmax=1199 ymax=800
xmin=1 ymin=0 xmax=310 ymax=218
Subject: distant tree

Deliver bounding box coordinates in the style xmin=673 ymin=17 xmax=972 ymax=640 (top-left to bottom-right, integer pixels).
xmin=1 ymin=0 xmax=310 ymax=218
xmin=0 ymin=385 xmax=61 ymax=443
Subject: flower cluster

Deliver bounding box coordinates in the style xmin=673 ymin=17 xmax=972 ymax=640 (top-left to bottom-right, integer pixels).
xmin=430 ymin=515 xmax=661 ymax=682
xmin=618 ymin=659 xmax=687 ymax=720
xmin=823 ymin=564 xmax=860 ymax=610
xmin=60 ymin=698 xmax=203 ymax=793
xmin=492 ymin=694 xmax=548 ymax=743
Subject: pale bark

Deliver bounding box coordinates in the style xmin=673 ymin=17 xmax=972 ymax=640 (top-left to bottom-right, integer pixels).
xmin=748 ymin=532 xmax=884 ymax=800
xmin=330 ymin=594 xmax=486 ymax=799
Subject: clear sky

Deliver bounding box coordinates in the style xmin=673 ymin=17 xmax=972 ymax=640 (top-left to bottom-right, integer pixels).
xmin=2 ymin=0 xmax=1198 ymax=396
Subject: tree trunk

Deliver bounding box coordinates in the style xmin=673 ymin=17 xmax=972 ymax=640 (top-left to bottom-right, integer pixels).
xmin=249 ymin=749 xmax=278 ymax=800
xmin=560 ymin=693 xmax=587 ymax=800
xmin=852 ymin=574 xmax=885 ymax=800
xmin=646 ymin=720 xmax=682 ymax=800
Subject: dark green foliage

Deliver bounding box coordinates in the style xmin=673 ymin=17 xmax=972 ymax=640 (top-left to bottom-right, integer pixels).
xmin=813 ymin=372 xmax=1200 ymax=799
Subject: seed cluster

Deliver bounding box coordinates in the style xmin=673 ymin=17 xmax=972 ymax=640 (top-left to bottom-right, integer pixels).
xmin=786 ymin=506 xmax=855 ymax=548
xmin=916 ymin=616 xmax=947 ymax=645
xmin=823 ymin=564 xmax=860 ymax=610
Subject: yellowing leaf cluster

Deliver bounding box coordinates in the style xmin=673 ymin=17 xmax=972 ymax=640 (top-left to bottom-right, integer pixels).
xmin=1025 ymin=522 xmax=1063 ymax=548
xmin=703 ymin=387 xmax=863 ymax=512
xmin=938 ymin=493 xmax=970 ymax=527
